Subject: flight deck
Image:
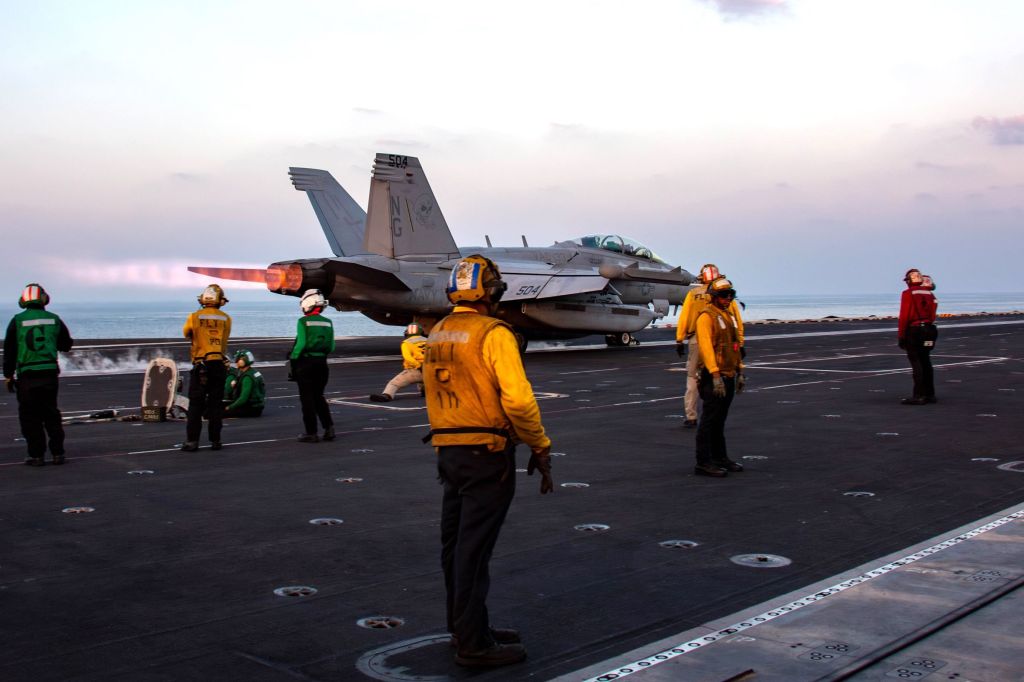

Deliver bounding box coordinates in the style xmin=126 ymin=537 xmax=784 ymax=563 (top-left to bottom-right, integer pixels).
xmin=1 ymin=316 xmax=1021 ymax=681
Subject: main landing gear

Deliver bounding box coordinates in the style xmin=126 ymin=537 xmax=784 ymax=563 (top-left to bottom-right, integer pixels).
xmin=605 ymin=332 xmax=639 ymax=347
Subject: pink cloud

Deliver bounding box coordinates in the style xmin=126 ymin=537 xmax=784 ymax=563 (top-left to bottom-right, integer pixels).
xmin=972 ymin=115 xmax=1024 ymax=145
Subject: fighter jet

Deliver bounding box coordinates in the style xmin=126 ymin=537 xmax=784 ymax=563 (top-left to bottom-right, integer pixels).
xmin=189 ymin=153 xmax=694 ymax=347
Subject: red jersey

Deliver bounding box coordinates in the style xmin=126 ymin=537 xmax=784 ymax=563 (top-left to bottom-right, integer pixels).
xmin=898 ymin=285 xmax=937 ymax=340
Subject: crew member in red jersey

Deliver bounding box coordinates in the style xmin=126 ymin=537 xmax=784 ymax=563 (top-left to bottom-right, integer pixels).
xmin=897 ymin=269 xmax=938 ymax=405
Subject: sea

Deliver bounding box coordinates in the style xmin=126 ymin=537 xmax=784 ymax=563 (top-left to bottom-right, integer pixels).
xmin=4 ymin=292 xmax=1021 ymax=340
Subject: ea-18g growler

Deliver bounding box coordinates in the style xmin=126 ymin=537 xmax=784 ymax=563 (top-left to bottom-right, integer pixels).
xmin=190 ymin=153 xmax=694 ymax=348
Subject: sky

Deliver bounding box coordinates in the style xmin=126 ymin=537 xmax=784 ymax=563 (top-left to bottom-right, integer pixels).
xmin=1 ymin=0 xmax=1021 ymax=301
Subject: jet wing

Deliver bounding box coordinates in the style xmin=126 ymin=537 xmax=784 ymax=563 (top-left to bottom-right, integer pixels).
xmin=493 ymin=261 xmax=609 ymax=301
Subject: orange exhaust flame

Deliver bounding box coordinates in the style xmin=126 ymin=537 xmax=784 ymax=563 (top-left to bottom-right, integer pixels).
xmin=187 ymin=266 xmax=268 ymax=284
xmin=266 ymin=263 xmax=304 ymax=293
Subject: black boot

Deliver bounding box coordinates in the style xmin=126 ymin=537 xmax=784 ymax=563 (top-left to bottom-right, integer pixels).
xmin=454 ymin=643 xmax=527 ymax=668
xmin=694 ymin=463 xmax=727 ymax=477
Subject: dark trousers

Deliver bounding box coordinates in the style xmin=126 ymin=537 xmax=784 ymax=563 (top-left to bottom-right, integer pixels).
xmin=225 ymin=404 xmax=263 ymax=418
xmin=186 ymin=361 xmax=226 ymax=443
xmin=695 ymin=371 xmax=735 ymax=466
xmin=438 ymin=443 xmax=516 ymax=652
xmin=17 ymin=372 xmax=64 ymax=459
xmin=906 ymin=324 xmax=937 ymax=399
xmin=294 ymin=357 xmax=332 ymax=434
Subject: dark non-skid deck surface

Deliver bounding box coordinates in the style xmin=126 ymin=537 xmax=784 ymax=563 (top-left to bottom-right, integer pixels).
xmin=1 ymin=318 xmax=1022 ymax=681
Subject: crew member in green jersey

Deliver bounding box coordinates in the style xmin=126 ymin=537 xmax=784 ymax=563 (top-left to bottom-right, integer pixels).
xmin=290 ymin=289 xmax=335 ymax=442
xmin=223 ymin=349 xmax=266 ymax=418
xmin=3 ymin=284 xmax=73 ymax=466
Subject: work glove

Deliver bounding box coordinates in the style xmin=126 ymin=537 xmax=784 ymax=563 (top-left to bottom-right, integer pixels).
xmin=898 ymin=339 xmax=907 ymax=350
xmin=5 ymin=377 xmax=15 ymax=393
xmin=736 ymin=373 xmax=746 ymax=393
xmin=287 ymin=359 xmax=296 ymax=382
xmin=712 ymin=375 xmax=726 ymax=398
xmin=527 ymin=446 xmax=554 ymax=494
xmin=675 ymin=342 xmax=686 ymax=358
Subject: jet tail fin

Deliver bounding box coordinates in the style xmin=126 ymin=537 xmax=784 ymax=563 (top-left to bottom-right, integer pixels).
xmin=364 ymin=154 xmax=460 ymax=259
xmin=289 ymin=168 xmax=367 ymax=256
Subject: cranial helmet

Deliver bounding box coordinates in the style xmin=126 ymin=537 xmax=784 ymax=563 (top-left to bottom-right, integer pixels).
xmin=904 ymin=269 xmax=923 ymax=285
xmin=18 ymin=283 xmax=50 ymax=309
xmin=234 ymin=349 xmax=255 ymax=367
xmin=921 ymin=274 xmax=935 ymax=291
xmin=445 ymin=255 xmax=507 ymax=305
xmin=709 ymin=277 xmax=736 ymax=299
xmin=699 ymin=264 xmax=720 ymax=284
xmin=198 ymin=284 xmax=228 ymax=307
xmin=300 ymin=289 xmax=327 ymax=314
xmin=404 ymin=323 xmax=425 ymax=338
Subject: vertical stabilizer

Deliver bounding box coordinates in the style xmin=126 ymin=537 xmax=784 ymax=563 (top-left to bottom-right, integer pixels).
xmin=364 ymin=154 xmax=460 ymax=259
xmin=289 ymin=168 xmax=368 ymax=256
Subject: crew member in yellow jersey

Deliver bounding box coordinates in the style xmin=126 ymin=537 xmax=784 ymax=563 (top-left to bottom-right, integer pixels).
xmin=182 ymin=284 xmax=231 ymax=452
xmin=369 ymin=323 xmax=427 ymax=402
xmin=423 ymin=255 xmax=552 ymax=669
xmin=675 ymin=264 xmax=744 ymax=428
xmin=693 ymin=277 xmax=745 ymax=477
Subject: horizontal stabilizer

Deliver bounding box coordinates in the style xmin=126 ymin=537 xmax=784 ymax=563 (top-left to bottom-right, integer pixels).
xmin=289 ymin=168 xmax=367 ymax=257
xmin=324 ymin=260 xmax=411 ymax=292
xmin=187 ymin=266 xmax=268 ymax=284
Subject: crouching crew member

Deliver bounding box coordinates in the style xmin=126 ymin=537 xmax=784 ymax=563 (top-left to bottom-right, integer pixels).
xmin=182 ymin=284 xmax=231 ymax=451
xmin=370 ymin=323 xmax=427 ymax=402
xmin=898 ymin=268 xmax=938 ymax=405
xmin=4 ymin=284 xmax=73 ymax=466
xmin=423 ymin=255 xmax=553 ymax=669
xmin=291 ymin=289 xmax=335 ymax=442
xmin=693 ymin=277 xmax=745 ymax=477
xmin=223 ymin=349 xmax=265 ymax=418
xmin=676 ymin=264 xmax=744 ymax=428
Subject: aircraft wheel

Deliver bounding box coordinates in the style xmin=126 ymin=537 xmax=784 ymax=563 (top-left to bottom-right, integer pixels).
xmin=606 ymin=332 xmax=633 ymax=347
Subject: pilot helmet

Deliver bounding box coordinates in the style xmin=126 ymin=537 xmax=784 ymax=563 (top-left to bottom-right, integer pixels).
xmin=234 ymin=349 xmax=255 ymax=368
xmin=19 ymin=283 xmax=50 ymax=309
xmin=198 ymin=284 xmax=228 ymax=307
xmin=446 ymin=255 xmax=507 ymax=305
xmin=300 ymin=289 xmax=327 ymax=314
xmin=699 ymin=263 xmax=720 ymax=284
xmin=904 ymin=269 xmax=923 ymax=286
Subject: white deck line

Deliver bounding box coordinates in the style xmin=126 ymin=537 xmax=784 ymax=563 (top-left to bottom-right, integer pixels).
xmin=565 ymin=505 xmax=1024 ymax=682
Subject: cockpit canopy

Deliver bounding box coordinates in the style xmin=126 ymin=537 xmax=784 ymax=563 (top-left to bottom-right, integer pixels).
xmin=570 ymin=234 xmax=666 ymax=264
